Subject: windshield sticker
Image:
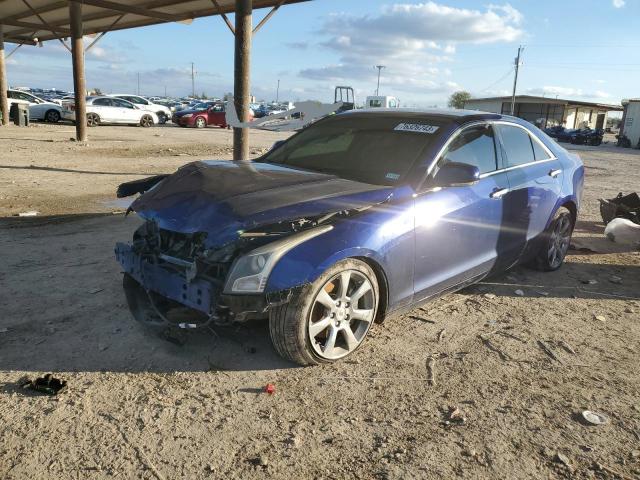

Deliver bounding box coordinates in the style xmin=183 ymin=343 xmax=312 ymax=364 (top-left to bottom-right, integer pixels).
xmin=385 ymin=173 xmax=400 ymax=180
xmin=394 ymin=123 xmax=439 ymax=134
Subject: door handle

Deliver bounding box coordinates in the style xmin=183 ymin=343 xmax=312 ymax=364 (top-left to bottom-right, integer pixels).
xmin=548 ymin=169 xmax=562 ymax=178
xmin=490 ymin=187 xmax=509 ymax=199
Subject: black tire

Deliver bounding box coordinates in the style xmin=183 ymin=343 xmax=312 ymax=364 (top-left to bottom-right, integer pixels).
xmin=195 ymin=116 xmax=206 ymax=128
xmin=45 ymin=109 xmax=61 ymax=123
xmin=86 ymin=113 xmax=100 ymax=127
xmin=269 ymin=258 xmax=379 ymax=366
xmin=532 ymin=207 xmax=575 ymax=271
xmin=140 ymin=114 xmax=154 ymax=128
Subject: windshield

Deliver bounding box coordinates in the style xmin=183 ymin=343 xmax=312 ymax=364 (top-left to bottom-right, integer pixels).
xmin=261 ymin=115 xmax=447 ymax=186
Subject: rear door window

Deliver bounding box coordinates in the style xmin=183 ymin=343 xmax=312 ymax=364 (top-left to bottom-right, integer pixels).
xmin=93 ymin=98 xmax=113 ymax=106
xmin=440 ymin=124 xmax=498 ymax=174
xmin=497 ymin=124 xmax=536 ymax=167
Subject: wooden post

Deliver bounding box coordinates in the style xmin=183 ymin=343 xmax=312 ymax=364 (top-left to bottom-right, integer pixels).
xmin=69 ymin=1 xmax=87 ymax=141
xmin=233 ymin=0 xmax=252 ymax=160
xmin=0 ymin=25 xmax=9 ymax=126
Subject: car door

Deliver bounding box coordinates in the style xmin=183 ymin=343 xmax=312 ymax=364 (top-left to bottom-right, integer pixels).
xmin=112 ymin=98 xmax=138 ymax=123
xmin=413 ymin=123 xmax=510 ymax=301
xmin=90 ymin=98 xmax=114 ymax=122
xmin=208 ymin=104 xmax=225 ymax=126
xmin=494 ymin=123 xmax=563 ymax=265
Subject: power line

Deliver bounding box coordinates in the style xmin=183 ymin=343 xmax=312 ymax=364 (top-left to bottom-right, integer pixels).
xmin=477 ymin=66 xmax=514 ymax=92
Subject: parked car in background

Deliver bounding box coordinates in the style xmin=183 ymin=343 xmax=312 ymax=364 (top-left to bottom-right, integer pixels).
xmin=7 ymin=89 xmax=63 ymax=123
xmin=115 ymin=109 xmax=583 ymax=365
xmin=173 ymin=102 xmax=245 ymax=128
xmin=109 ymin=94 xmax=172 ymax=124
xmin=61 ymin=96 xmax=158 ymax=127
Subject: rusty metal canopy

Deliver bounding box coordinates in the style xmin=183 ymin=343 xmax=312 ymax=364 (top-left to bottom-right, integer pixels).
xmin=0 ymin=0 xmax=309 ymax=45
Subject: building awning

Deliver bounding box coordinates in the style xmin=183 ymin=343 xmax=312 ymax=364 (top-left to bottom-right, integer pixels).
xmin=468 ymin=95 xmax=623 ymax=111
xmin=1 ymin=0 xmax=309 ymax=45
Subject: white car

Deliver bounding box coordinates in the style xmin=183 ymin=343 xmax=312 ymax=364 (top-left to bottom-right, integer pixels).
xmin=61 ymin=96 xmax=158 ymax=127
xmin=109 ymin=94 xmax=172 ymax=124
xmin=7 ymin=89 xmax=63 ymax=123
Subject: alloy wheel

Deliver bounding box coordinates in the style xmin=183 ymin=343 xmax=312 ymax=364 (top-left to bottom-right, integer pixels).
xmin=307 ymin=269 xmax=376 ymax=360
xmin=46 ymin=110 xmax=60 ymax=122
xmin=195 ymin=117 xmax=206 ymax=128
xmin=86 ymin=113 xmax=99 ymax=127
xmin=140 ymin=115 xmax=153 ymax=127
xmin=547 ymin=214 xmax=572 ymax=269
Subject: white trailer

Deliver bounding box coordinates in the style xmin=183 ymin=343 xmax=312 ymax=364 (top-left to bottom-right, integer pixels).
xmin=620 ymin=99 xmax=640 ymax=148
xmin=365 ymin=96 xmax=399 ymax=109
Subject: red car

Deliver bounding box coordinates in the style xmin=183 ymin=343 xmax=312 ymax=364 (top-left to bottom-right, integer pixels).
xmin=174 ymin=102 xmax=251 ymax=129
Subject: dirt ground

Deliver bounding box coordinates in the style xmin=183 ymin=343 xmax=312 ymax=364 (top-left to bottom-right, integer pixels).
xmin=1 ymin=123 xmax=639 ymax=480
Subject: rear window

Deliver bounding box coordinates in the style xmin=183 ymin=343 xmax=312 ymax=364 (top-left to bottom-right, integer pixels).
xmin=262 ymin=115 xmax=448 ymax=186
xmin=497 ymin=124 xmax=535 ymax=167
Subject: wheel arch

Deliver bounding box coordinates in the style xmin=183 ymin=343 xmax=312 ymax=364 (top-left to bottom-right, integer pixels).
xmin=266 ymin=245 xmax=390 ymax=322
xmin=353 ymin=255 xmax=389 ymax=323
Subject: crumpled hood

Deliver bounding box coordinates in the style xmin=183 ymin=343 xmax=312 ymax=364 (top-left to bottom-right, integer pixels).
xmin=130 ymin=160 xmax=395 ymax=248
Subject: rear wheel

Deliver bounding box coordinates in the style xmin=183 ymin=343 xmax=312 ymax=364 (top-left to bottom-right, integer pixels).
xmin=140 ymin=114 xmax=154 ymax=128
xmin=269 ymin=258 xmax=378 ymax=366
xmin=86 ymin=113 xmax=100 ymax=127
xmin=532 ymin=207 xmax=574 ymax=271
xmin=195 ymin=116 xmax=206 ymax=128
xmin=45 ymin=109 xmax=61 ymax=123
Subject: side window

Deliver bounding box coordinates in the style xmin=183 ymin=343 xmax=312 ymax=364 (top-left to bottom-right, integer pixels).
xmin=93 ymin=98 xmax=112 ymax=106
xmin=440 ymin=124 xmax=498 ymax=174
xmin=497 ymin=125 xmax=535 ymax=167
xmin=8 ymin=91 xmax=16 ymax=99
xmin=531 ymin=136 xmax=551 ymax=161
xmin=113 ymin=99 xmax=134 ymax=108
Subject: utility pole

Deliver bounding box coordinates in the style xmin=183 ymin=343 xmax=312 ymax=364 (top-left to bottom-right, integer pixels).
xmin=191 ymin=62 xmax=195 ymax=97
xmin=374 ymin=65 xmax=385 ymax=96
xmin=276 ymin=79 xmax=280 ymax=103
xmin=137 ymin=72 xmax=140 ymax=95
xmin=510 ymin=45 xmax=523 ymax=115
xmin=164 ymin=85 xmax=167 ymax=97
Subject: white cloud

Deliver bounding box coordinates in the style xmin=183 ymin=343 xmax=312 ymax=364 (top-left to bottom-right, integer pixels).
xmin=298 ymin=2 xmax=524 ymax=102
xmin=612 ymin=0 xmax=625 ymax=8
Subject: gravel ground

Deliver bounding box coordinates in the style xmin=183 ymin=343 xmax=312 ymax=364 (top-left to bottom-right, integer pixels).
xmin=0 ymin=123 xmax=639 ymax=479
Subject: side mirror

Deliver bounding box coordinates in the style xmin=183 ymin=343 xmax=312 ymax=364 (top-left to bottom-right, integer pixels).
xmin=433 ymin=162 xmax=480 ymax=187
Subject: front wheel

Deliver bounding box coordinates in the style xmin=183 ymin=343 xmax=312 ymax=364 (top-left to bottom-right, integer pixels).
xmin=157 ymin=112 xmax=167 ymax=124
xmin=532 ymin=207 xmax=575 ymax=271
xmin=269 ymin=258 xmax=378 ymax=366
xmin=45 ymin=109 xmax=61 ymax=123
xmin=195 ymin=116 xmax=206 ymax=128
xmin=86 ymin=113 xmax=100 ymax=127
xmin=140 ymin=114 xmax=154 ymax=128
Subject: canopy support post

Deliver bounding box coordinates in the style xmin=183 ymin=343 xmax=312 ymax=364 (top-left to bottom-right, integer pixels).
xmin=0 ymin=25 xmax=8 ymax=126
xmin=233 ymin=0 xmax=252 ymax=160
xmin=69 ymin=1 xmax=87 ymax=142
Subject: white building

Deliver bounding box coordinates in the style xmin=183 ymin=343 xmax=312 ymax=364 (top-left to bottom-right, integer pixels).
xmin=620 ymin=99 xmax=640 ymax=148
xmin=463 ymin=95 xmax=622 ymax=130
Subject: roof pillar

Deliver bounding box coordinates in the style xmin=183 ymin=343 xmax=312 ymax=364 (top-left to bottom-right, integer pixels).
xmin=233 ymin=0 xmax=252 ymax=160
xmin=69 ymin=1 xmax=87 ymax=141
xmin=0 ymin=24 xmax=9 ymax=126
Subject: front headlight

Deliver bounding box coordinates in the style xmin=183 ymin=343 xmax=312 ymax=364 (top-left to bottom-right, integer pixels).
xmin=224 ymin=225 xmax=333 ymax=294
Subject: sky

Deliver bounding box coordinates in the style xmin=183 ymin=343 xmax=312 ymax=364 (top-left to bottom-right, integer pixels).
xmin=5 ymin=0 xmax=640 ymax=107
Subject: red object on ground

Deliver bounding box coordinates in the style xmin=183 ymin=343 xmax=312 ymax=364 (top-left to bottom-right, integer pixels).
xmin=264 ymin=383 xmax=275 ymax=394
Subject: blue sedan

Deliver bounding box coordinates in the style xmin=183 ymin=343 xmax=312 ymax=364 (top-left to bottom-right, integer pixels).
xmin=115 ymin=109 xmax=584 ymax=365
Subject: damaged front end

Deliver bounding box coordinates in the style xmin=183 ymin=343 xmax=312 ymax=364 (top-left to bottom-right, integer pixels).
xmin=116 ymin=212 xmax=359 ymax=331
xmin=115 ymin=160 xmax=394 ymax=332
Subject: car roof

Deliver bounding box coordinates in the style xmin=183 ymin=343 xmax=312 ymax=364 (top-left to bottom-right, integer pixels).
xmin=341 ymin=108 xmax=504 ymax=124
